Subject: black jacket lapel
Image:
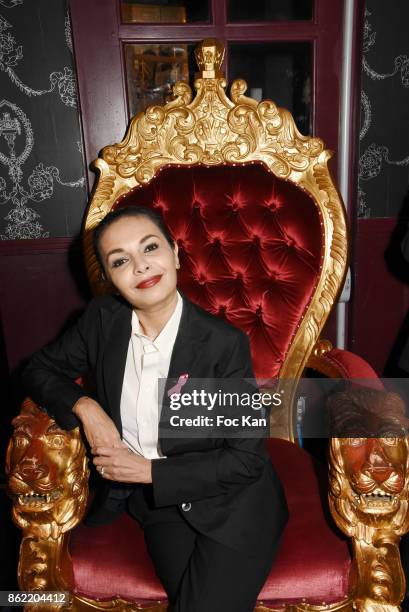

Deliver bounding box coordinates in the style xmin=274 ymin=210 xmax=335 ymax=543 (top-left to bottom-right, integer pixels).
xmin=167 ymin=294 xmax=209 ymax=381
xmin=101 ymin=296 xmax=132 ymax=435
xmin=160 ymin=295 xmax=211 ymax=455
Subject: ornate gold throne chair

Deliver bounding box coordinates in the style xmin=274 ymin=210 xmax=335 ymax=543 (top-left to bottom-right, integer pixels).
xmin=7 ymin=39 xmax=409 ymax=611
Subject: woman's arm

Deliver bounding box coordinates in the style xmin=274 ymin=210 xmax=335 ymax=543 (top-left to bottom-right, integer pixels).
xmin=20 ymin=297 xmax=124 ymax=449
xmin=20 ymin=299 xmax=99 ymax=430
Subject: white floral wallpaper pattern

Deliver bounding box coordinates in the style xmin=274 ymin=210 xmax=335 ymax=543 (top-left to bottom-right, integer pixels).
xmin=0 ymin=0 xmax=87 ymax=239
xmin=358 ymin=2 xmax=409 ymax=218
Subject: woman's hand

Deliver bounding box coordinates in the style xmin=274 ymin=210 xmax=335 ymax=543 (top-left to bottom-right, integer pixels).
xmin=72 ymin=396 xmax=126 ymax=450
xmin=91 ymin=447 xmax=152 ymax=484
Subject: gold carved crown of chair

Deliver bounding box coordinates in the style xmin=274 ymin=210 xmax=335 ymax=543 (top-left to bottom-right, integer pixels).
xmin=7 ymin=39 xmax=409 ymax=612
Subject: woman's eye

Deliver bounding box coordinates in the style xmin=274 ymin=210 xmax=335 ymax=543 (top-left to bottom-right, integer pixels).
xmin=144 ymin=242 xmax=159 ymax=253
xmin=112 ymin=258 xmax=128 ymax=268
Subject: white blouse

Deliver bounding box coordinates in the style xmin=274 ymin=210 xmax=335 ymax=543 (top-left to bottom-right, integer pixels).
xmin=120 ymin=291 xmax=183 ymax=459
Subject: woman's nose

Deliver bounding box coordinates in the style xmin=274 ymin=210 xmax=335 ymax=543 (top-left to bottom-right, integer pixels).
xmin=133 ymin=257 xmax=150 ymax=274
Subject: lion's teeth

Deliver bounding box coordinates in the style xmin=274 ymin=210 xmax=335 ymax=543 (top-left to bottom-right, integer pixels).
xmin=17 ymin=492 xmax=51 ymax=504
xmin=360 ymin=491 xmax=394 ymax=504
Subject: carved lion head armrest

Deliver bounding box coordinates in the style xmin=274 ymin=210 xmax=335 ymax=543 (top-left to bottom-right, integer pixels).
xmin=6 ymin=398 xmax=89 ymax=539
xmin=328 ymin=388 xmax=409 ymax=609
xmin=6 ymin=398 xmax=89 ymax=593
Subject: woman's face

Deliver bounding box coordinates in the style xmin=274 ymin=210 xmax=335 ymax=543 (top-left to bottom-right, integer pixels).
xmin=98 ymin=215 xmax=179 ymax=310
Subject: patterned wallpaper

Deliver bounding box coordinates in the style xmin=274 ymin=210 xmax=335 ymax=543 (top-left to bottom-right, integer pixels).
xmin=0 ymin=0 xmax=87 ymax=239
xmin=358 ymin=1 xmax=409 ymax=218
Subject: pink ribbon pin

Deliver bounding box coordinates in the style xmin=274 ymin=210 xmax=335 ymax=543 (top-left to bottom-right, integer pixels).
xmin=167 ymin=373 xmax=189 ymax=397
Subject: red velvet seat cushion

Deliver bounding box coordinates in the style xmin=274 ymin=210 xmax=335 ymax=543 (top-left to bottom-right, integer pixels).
xmin=71 ymin=511 xmax=166 ymax=605
xmin=261 ymin=439 xmax=350 ymax=606
xmin=70 ymin=439 xmax=350 ymax=606
xmin=114 ymin=163 xmax=323 ymax=379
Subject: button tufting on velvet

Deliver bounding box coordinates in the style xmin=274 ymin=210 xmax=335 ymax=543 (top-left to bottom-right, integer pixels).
xmin=153 ymin=201 xmax=164 ymax=212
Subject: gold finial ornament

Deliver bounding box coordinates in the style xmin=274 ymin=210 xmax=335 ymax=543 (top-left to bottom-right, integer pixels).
xmin=194 ymin=38 xmax=225 ymax=79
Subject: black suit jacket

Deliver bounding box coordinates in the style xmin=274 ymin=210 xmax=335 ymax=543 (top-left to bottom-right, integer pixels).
xmin=20 ymin=292 xmax=289 ymax=555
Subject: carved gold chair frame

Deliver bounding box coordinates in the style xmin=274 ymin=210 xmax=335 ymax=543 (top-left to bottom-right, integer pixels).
xmin=7 ymin=39 xmax=409 ymax=612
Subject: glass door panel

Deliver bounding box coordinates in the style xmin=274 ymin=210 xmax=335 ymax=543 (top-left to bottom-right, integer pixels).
xmin=229 ymin=42 xmax=312 ymax=135
xmin=121 ymin=0 xmax=210 ymax=24
xmin=124 ymin=43 xmax=196 ymax=117
xmin=228 ymin=0 xmax=313 ymax=22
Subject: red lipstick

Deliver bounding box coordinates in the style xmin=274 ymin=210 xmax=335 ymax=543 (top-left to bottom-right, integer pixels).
xmin=136 ymin=274 xmax=162 ymax=289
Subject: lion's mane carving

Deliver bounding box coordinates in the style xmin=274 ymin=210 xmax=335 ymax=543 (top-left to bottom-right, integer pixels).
xmin=6 ymin=399 xmax=89 ymax=540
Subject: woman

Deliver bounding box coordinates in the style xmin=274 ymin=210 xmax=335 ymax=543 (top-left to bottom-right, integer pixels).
xmin=21 ymin=206 xmax=288 ymax=612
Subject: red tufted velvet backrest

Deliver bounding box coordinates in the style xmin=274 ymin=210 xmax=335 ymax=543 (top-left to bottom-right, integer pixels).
xmin=113 ymin=163 xmax=323 ymax=379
